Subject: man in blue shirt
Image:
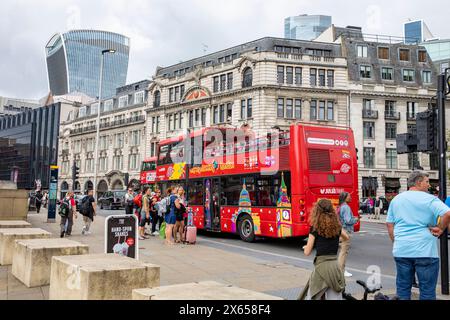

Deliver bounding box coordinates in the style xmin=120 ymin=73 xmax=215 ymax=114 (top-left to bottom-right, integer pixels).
xmin=387 ymin=171 xmax=450 ymax=300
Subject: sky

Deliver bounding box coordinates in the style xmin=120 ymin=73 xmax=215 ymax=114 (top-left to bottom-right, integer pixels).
xmin=0 ymin=0 xmax=448 ymax=100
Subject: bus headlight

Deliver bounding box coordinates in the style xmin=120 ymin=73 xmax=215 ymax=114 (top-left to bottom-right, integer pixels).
xmin=300 ymin=211 xmax=305 ymax=216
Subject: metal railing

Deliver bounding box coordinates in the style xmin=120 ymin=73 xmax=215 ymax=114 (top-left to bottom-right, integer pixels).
xmin=362 ymin=109 xmax=379 ymax=119
xmin=384 ymin=111 xmax=401 ymax=120
xmin=70 ymin=115 xmax=145 ymax=135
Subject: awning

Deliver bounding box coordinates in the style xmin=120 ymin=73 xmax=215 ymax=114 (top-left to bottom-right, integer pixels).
xmin=385 ymin=178 xmax=401 ymax=189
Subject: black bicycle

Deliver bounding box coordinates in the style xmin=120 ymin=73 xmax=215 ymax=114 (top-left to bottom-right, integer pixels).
xmin=342 ymin=280 xmax=398 ymax=300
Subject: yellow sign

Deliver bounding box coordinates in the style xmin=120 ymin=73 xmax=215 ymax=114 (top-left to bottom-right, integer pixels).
xmin=50 ymin=165 xmax=59 ymax=169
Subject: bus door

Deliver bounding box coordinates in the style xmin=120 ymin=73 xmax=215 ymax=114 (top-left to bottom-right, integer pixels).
xmin=204 ymin=178 xmax=221 ymax=231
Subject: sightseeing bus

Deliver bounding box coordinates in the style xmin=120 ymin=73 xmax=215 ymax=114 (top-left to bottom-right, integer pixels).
xmin=156 ymin=124 xmax=360 ymax=242
xmin=140 ymin=157 xmax=157 ymax=190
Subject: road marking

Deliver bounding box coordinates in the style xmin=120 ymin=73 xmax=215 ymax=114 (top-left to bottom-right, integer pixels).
xmin=199 ymin=237 xmax=396 ymax=280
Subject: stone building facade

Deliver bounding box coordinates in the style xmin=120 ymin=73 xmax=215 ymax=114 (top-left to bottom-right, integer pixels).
xmin=58 ymin=80 xmax=150 ymax=197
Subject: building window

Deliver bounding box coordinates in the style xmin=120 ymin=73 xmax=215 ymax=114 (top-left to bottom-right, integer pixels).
xmin=247 ymin=98 xmax=252 ymax=118
xmin=310 ymin=100 xmax=317 ymax=120
xmin=277 ymin=66 xmax=284 ymax=84
xmin=286 ymin=99 xmax=293 ymax=118
xmin=227 ymin=73 xmax=233 ymax=90
xmin=240 ymin=99 xmax=252 ymax=119
xmin=318 ymin=69 xmax=326 ymax=86
xmin=241 ymin=100 xmax=246 ymax=120
xmin=175 ymin=86 xmax=180 ymax=102
xmin=407 ymin=102 xmax=417 ymax=120
xmin=150 ymin=142 xmax=156 ymax=158
xmin=327 ymin=101 xmax=334 ymax=121
xmin=286 ymin=67 xmax=293 ymax=84
xmin=378 ymin=47 xmax=389 ymax=60
xmin=318 ymin=101 xmax=326 ymax=120
xmin=418 ymin=50 xmax=427 ymax=62
xmin=114 ymin=133 xmax=124 ymax=148
xmin=357 ymin=45 xmax=368 ymax=58
xmin=295 ymin=99 xmax=302 ymax=119
xmin=113 ymin=155 xmax=123 ymax=170
xmin=242 ymin=67 xmax=253 ymax=88
xmin=180 ymin=85 xmax=185 ymax=99
xmin=189 ymin=110 xmax=194 ymax=127
xmin=327 ymin=70 xmax=334 ymax=87
xmin=99 ymin=136 xmax=108 ymax=150
xmin=381 ymin=67 xmax=394 ymax=80
xmin=295 ymin=67 xmax=302 ymax=85
xmin=169 ymin=88 xmax=174 ymax=103
xmin=201 ymin=108 xmax=206 ymax=126
xmin=277 ymin=98 xmax=284 ymax=118
xmin=422 ymin=71 xmax=432 ymax=84
xmin=194 ymin=109 xmax=200 ymax=127
xmin=134 ymin=91 xmax=145 ymax=104
xmin=129 ymin=154 xmax=140 ymax=170
xmin=174 ymin=113 xmax=179 ymax=129
xmin=385 ymin=100 xmax=397 ymax=117
xmin=407 ymin=123 xmax=417 ymax=135
xmin=104 ymin=99 xmax=113 ymax=112
xmin=219 ymin=104 xmax=225 ymax=123
xmin=408 ymin=153 xmax=420 ymax=170
xmin=212 ymin=107 xmax=218 ymax=124
xmin=220 ymin=74 xmax=226 ymax=91
xmin=403 ymin=69 xmax=415 ymax=82
xmin=310 ymin=68 xmax=317 ymax=86
xmin=118 ymin=96 xmax=128 ymax=108
xmin=386 ymin=123 xmax=397 ymax=140
xmin=363 ymin=147 xmax=375 ymax=168
xmin=386 ymin=149 xmax=398 ymax=169
xmin=399 ymin=49 xmax=410 ymax=61
xmin=226 ymin=103 xmax=232 ymax=122
xmin=213 ymin=76 xmax=219 ymax=93
xmin=168 ymin=114 xmax=173 ymax=131
xmin=363 ymin=122 xmax=375 ymax=139
xmin=360 ymin=65 xmax=372 ymax=78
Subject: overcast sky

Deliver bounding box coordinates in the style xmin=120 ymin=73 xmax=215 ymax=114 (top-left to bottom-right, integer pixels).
xmin=0 ymin=0 xmax=448 ymax=99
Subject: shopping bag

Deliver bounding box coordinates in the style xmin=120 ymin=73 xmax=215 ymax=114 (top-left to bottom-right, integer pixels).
xmin=159 ymin=221 xmax=166 ymax=239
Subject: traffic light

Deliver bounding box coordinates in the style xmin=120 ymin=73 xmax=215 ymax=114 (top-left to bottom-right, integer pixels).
xmin=396 ymin=133 xmax=417 ymax=154
xmin=416 ymin=110 xmax=437 ymax=152
xmin=72 ymin=163 xmax=80 ymax=182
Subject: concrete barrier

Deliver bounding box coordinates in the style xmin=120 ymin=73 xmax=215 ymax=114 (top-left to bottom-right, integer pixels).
xmin=0 ymin=189 xmax=28 ymax=221
xmin=12 ymin=238 xmax=89 ymax=288
xmin=132 ymin=281 xmax=284 ymax=300
xmin=0 ymin=220 xmax=32 ymax=229
xmin=49 ymin=253 xmax=160 ymax=300
xmin=0 ymin=228 xmax=52 ymax=265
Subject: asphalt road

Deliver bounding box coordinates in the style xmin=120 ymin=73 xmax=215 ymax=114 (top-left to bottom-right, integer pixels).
xmin=97 ymin=208 xmax=450 ymax=296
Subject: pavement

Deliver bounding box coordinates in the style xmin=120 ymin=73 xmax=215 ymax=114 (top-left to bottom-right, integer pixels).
xmin=1 ymin=209 xmax=449 ymax=300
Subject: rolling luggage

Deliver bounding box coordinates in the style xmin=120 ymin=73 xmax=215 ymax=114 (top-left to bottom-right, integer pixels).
xmin=185 ymin=225 xmax=197 ymax=244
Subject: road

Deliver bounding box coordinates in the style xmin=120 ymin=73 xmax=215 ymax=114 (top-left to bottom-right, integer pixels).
xmin=97 ymin=208 xmax=449 ymax=296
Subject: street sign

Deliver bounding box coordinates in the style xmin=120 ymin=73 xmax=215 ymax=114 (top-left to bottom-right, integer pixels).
xmin=105 ymin=215 xmax=139 ymax=259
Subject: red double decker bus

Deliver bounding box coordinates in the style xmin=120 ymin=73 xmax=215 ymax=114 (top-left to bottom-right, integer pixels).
xmin=140 ymin=157 xmax=157 ymax=190
xmin=156 ymin=124 xmax=360 ymax=242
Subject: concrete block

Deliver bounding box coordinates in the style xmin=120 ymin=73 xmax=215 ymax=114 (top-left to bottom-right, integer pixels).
xmin=0 ymin=221 xmax=31 ymax=229
xmin=0 ymin=189 xmax=28 ymax=220
xmin=12 ymin=238 xmax=89 ymax=288
xmin=132 ymin=281 xmax=284 ymax=300
xmin=0 ymin=228 xmax=52 ymax=265
xmin=49 ymin=253 xmax=160 ymax=300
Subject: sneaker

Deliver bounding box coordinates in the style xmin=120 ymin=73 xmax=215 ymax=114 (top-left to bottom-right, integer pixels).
xmin=344 ymin=271 xmax=353 ymax=277
xmin=152 ymin=231 xmax=159 ymax=236
xmin=139 ymin=236 xmax=145 ymax=240
xmin=60 ymin=230 xmax=65 ymax=238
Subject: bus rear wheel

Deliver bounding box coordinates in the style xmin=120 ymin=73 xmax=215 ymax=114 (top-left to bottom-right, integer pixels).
xmin=238 ymin=215 xmax=255 ymax=243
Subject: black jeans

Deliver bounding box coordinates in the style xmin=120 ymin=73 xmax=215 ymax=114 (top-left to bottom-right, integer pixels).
xmin=151 ymin=212 xmax=163 ymax=233
xmin=125 ymin=205 xmax=134 ymax=215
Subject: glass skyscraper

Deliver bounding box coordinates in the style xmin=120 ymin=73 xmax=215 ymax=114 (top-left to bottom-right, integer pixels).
xmin=404 ymin=20 xmax=434 ymax=44
xmin=284 ymin=15 xmax=332 ymax=41
xmin=45 ymin=30 xmax=130 ymax=99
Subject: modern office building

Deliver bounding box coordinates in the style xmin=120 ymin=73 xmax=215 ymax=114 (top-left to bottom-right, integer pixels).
xmin=421 ymin=39 xmax=450 ymax=73
xmin=0 ymin=97 xmax=40 ymax=116
xmin=404 ymin=20 xmax=435 ymax=44
xmin=45 ymin=30 xmax=130 ymax=99
xmin=284 ymin=14 xmax=332 ymax=41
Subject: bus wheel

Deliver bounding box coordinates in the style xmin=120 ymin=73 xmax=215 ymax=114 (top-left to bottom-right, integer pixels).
xmin=238 ymin=215 xmax=255 ymax=242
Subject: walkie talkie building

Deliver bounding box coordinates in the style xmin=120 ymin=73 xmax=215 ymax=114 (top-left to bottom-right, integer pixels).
xmin=45 ymin=30 xmax=130 ymax=99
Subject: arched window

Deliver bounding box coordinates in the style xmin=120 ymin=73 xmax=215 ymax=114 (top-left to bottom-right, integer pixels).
xmin=242 ymin=67 xmax=253 ymax=88
xmin=153 ymin=90 xmax=161 ymax=108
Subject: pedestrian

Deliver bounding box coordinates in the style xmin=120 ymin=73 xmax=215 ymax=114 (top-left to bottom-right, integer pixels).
xmin=125 ymin=188 xmax=135 ymax=215
xmin=337 ymin=191 xmax=359 ymax=277
xmin=386 ymin=171 xmax=450 ymax=300
xmin=165 ymin=186 xmax=180 ymax=245
xmin=139 ymin=187 xmax=152 ymax=240
xmin=173 ymin=186 xmax=187 ymax=243
xmin=59 ymin=190 xmax=77 ymax=238
xmin=43 ymin=192 xmax=49 ymax=208
xmin=374 ymin=196 xmax=383 ymax=220
xmin=80 ymin=189 xmax=96 ymax=235
xmin=150 ymin=189 xmax=162 ymax=236
xmin=299 ymin=199 xmax=348 ymax=300
xmin=35 ymin=190 xmax=43 ymax=213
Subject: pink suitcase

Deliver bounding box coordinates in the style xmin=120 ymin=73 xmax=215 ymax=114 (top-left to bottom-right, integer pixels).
xmin=185 ymin=226 xmax=197 ymax=244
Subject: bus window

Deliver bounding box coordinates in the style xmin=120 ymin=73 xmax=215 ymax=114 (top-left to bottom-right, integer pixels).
xmin=187 ymin=180 xmax=204 ymax=205
xmin=158 ymin=145 xmax=170 ymax=165
xmin=221 ymin=176 xmax=241 ymax=206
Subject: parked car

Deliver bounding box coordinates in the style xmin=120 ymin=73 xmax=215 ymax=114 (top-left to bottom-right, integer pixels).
xmin=359 ymin=197 xmax=370 ymax=214
xmin=378 ymin=196 xmax=389 ymax=215
xmin=98 ymin=190 xmax=127 ymax=210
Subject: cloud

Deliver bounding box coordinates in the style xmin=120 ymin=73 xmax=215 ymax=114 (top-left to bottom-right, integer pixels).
xmin=0 ymin=0 xmax=448 ymax=99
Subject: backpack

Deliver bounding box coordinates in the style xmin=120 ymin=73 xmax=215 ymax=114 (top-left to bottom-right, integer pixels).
xmin=80 ymin=196 xmax=90 ymax=216
xmin=58 ymin=198 xmax=70 ymax=217
xmin=133 ymin=194 xmax=143 ymax=208
xmin=156 ymin=197 xmax=168 ymax=215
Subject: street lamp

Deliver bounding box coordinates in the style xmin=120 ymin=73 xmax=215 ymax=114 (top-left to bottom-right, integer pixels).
xmin=93 ymin=49 xmax=116 ymax=200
